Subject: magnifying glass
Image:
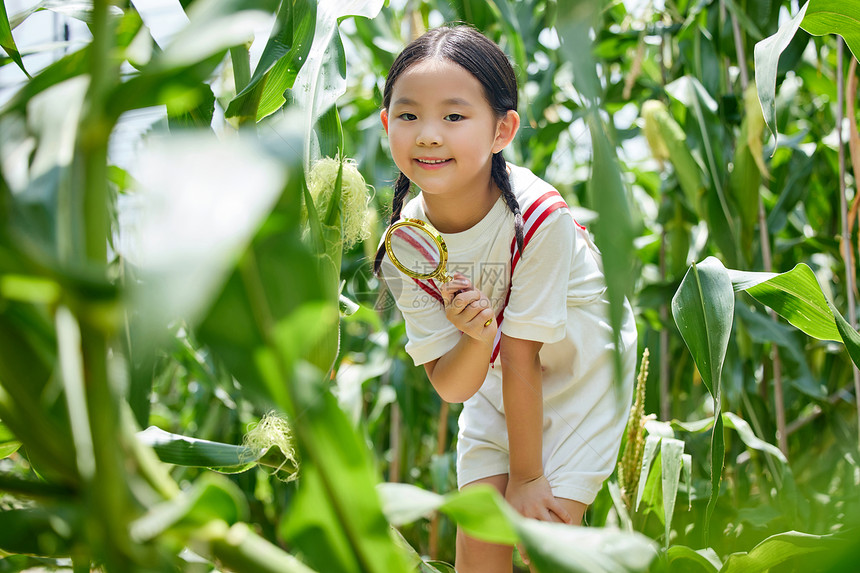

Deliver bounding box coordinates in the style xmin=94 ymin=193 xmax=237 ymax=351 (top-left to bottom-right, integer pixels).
xmin=384 ymin=218 xmax=493 ymax=327
xmin=384 ymin=218 xmax=452 ymax=283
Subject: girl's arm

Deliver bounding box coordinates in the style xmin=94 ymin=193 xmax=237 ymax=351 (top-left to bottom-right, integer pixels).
xmin=500 ymin=333 xmax=573 ymax=523
xmin=422 ymin=274 xmax=496 ymax=403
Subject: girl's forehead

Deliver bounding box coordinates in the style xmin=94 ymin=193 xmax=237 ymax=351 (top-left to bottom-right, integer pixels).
xmin=392 ymin=58 xmax=484 ymax=102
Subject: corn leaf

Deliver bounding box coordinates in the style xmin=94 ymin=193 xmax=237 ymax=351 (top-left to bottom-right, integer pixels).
xmin=130 ymin=473 xmax=248 ymax=543
xmin=801 ymin=0 xmax=860 ymax=62
xmin=661 ymin=438 xmax=685 ymax=549
xmin=0 ymin=0 xmax=27 ymax=76
xmin=377 ymin=482 xmax=658 ymax=572
xmin=667 ymin=545 xmax=721 ymax=572
xmin=672 ymin=257 xmax=733 ymax=542
xmin=721 ymin=531 xmax=843 ymax=573
xmin=226 ymin=0 xmax=317 ymax=121
xmin=727 ymin=263 xmax=860 ymax=369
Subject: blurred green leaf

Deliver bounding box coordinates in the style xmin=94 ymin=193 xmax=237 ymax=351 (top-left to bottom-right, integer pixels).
xmin=666 ymin=545 xmax=721 ymax=572
xmin=378 ymin=482 xmax=658 ymax=571
xmin=721 ymin=531 xmax=843 ymax=573
xmin=281 ymin=386 xmax=410 ymax=573
xmin=125 ymin=134 xmax=288 ymax=346
xmin=131 ymin=473 xmax=248 ymax=542
xmin=0 ymin=506 xmax=79 ymax=557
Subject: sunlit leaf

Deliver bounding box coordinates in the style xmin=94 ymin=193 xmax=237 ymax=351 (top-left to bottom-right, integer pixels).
xmin=801 ymin=0 xmax=860 ymax=61
xmin=666 ymin=545 xmax=721 ymax=572
xmin=377 ymin=482 xmax=657 ymax=572
xmin=228 ymin=0 xmax=316 ymax=121
xmin=727 ymin=264 xmax=842 ymax=341
xmin=123 ymin=133 xmax=288 ymax=343
xmin=721 ymin=531 xmax=844 ymax=573
xmin=288 ymin=0 xmax=384 ymax=163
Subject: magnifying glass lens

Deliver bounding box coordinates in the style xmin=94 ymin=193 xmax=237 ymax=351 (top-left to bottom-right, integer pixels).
xmin=389 ymin=225 xmax=443 ymax=277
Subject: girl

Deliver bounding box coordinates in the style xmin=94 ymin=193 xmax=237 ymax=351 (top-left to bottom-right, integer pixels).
xmin=373 ymin=25 xmax=637 ymax=572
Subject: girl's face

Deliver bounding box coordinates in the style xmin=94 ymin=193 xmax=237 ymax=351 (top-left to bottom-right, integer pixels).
xmin=381 ymin=58 xmax=518 ymax=205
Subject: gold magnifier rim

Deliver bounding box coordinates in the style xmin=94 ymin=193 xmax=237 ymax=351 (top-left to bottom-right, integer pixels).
xmin=384 ymin=218 xmax=449 ymax=281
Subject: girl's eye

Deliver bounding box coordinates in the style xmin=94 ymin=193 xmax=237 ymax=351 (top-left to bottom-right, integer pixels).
xmin=445 ymin=114 xmax=464 ymax=122
xmin=398 ymin=113 xmax=417 ymax=121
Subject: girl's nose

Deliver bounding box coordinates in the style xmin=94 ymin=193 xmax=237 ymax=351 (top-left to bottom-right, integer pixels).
xmin=416 ymin=127 xmax=441 ymax=146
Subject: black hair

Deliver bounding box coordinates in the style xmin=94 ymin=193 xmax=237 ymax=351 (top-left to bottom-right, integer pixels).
xmin=373 ymin=25 xmax=524 ymax=275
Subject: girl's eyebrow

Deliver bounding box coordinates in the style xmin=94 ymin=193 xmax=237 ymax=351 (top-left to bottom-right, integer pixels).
xmin=392 ymin=97 xmax=474 ymax=107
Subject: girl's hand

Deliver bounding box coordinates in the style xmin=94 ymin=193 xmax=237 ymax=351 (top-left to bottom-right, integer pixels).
xmin=439 ymin=273 xmax=496 ymax=345
xmin=505 ymin=474 xmax=573 ymax=524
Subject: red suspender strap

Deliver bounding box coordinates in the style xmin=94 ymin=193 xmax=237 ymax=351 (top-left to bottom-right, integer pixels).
xmin=489 ymin=190 xmax=569 ymax=366
xmin=413 ymin=278 xmax=443 ymax=305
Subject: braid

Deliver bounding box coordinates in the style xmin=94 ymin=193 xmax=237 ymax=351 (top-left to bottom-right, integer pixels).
xmin=373 ymin=172 xmax=413 ymax=275
xmin=493 ymin=152 xmax=524 ymax=255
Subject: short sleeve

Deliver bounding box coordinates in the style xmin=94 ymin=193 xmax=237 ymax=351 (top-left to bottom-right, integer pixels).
xmin=379 ymin=257 xmax=461 ymax=366
xmin=500 ymin=210 xmax=574 ymax=344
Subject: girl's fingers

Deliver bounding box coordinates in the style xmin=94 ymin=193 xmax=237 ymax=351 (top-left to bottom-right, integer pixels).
xmin=550 ymin=501 xmax=574 ymax=525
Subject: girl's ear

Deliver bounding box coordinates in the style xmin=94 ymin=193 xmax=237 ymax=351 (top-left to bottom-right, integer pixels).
xmin=380 ymin=109 xmax=390 ymax=133
xmin=492 ymin=110 xmax=520 ymax=153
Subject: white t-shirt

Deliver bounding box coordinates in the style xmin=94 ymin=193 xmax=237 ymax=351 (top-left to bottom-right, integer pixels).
xmin=380 ymin=164 xmax=636 ymax=503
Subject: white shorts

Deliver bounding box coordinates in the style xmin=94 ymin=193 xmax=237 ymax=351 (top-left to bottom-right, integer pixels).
xmin=455 ymin=300 xmax=637 ymax=505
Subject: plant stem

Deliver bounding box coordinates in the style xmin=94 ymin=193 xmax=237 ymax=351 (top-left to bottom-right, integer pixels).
xmin=835 ymin=39 xmax=860 ymax=449
xmin=732 ymin=5 xmax=788 ymax=456
xmin=76 ymin=1 xmax=136 ymax=569
xmin=429 ymin=400 xmax=449 ymax=558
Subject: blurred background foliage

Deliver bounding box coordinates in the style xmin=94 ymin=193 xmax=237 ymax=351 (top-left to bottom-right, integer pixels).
xmin=0 ymin=0 xmax=859 ymax=571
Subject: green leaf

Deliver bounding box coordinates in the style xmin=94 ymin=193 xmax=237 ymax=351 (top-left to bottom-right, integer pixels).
xmin=130 ymin=473 xmax=248 ymax=543
xmin=754 ymin=2 xmax=809 ymax=143
xmin=672 ymin=257 xmax=734 ymax=398
xmin=226 ymin=0 xmax=317 ymax=121
xmin=0 ymin=440 xmax=21 ymax=459
xmin=125 ymin=134 xmax=288 ymax=348
xmin=661 ymin=438 xmax=685 ymax=548
xmin=671 ymin=257 xmax=733 ymax=542
xmin=0 ymin=1 xmax=28 ymax=76
xmin=0 ymin=506 xmax=79 ymax=557
xmin=801 ymin=0 xmax=860 ymax=62
xmin=727 ymin=264 xmax=842 ymax=341
xmin=722 ymin=412 xmax=787 ymax=464
xmin=635 ymin=434 xmax=661 ymax=511
xmin=280 ymin=385 xmax=410 ymax=573
xmin=515 ymin=518 xmax=658 ymax=573
xmin=289 ymin=0 xmax=385 ymax=163
xmin=721 ymin=531 xmax=842 ymax=573
xmin=377 ymin=482 xmax=657 ymax=573
xmin=667 ymin=545 xmax=721 ymax=572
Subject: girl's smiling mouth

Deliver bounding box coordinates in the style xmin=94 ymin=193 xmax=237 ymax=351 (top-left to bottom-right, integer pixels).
xmin=415 ymin=158 xmax=452 ymax=168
